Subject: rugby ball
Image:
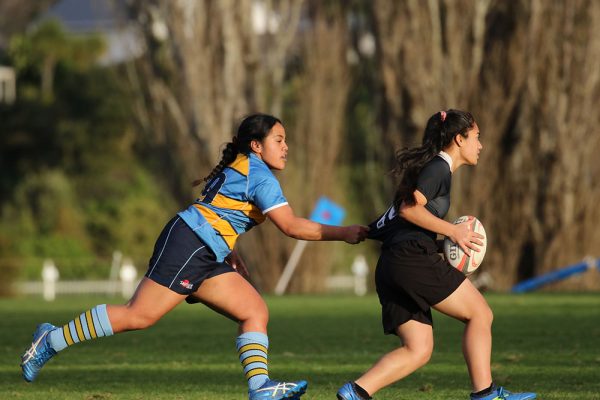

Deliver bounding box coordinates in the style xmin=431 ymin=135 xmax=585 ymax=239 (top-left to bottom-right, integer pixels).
xmin=443 ymin=216 xmax=487 ymax=275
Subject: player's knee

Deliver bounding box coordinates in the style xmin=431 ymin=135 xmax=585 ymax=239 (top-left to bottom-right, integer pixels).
xmin=462 ymin=301 xmax=493 ymax=326
xmin=252 ymin=303 xmax=269 ymax=325
xmin=406 ymin=341 xmax=433 ymax=367
xmin=475 ymin=303 xmax=493 ymax=326
xmin=127 ymin=313 xmax=159 ymax=330
xmin=240 ymin=301 xmax=269 ymax=328
xmin=484 ymin=304 xmax=494 ymax=325
xmin=413 ymin=344 xmax=433 ymax=367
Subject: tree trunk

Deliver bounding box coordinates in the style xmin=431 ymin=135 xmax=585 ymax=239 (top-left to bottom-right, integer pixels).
xmin=125 ymin=0 xmax=352 ymax=292
xmin=371 ymin=0 xmax=600 ymax=290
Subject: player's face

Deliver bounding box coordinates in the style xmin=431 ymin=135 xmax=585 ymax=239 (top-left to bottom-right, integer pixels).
xmin=460 ymin=123 xmax=482 ymax=165
xmin=252 ymin=122 xmax=288 ymax=170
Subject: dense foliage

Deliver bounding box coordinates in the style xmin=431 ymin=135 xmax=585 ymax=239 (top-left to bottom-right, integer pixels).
xmin=0 ymin=21 xmax=175 ymax=292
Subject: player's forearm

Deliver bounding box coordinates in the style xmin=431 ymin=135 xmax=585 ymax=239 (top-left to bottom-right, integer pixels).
xmin=399 ymin=204 xmax=455 ymax=237
xmin=284 ymin=218 xmax=342 ymax=241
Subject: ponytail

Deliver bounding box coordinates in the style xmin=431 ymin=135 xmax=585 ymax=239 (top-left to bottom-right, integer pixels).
xmin=193 ymin=141 xmax=239 ymax=187
xmin=393 ymin=109 xmax=474 ymax=209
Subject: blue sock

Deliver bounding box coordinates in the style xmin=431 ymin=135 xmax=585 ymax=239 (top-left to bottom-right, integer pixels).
xmin=48 ymin=304 xmax=114 ymax=352
xmin=236 ymin=332 xmax=269 ymax=390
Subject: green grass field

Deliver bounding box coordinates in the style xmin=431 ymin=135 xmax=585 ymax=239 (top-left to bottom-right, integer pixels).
xmin=1 ymin=293 xmax=599 ymax=399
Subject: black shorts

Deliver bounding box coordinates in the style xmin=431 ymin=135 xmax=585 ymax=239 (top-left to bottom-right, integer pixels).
xmin=145 ymin=216 xmax=235 ymax=295
xmin=375 ymin=239 xmax=466 ymax=335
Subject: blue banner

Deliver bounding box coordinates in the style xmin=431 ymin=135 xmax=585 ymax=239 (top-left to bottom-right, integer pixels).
xmin=309 ymin=196 xmax=345 ymax=226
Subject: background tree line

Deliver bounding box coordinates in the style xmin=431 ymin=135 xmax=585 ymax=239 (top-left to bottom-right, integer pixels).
xmin=1 ymin=0 xmax=598 ymax=295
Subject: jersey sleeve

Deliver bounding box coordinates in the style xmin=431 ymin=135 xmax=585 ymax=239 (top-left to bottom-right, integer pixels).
xmin=251 ymin=175 xmax=288 ymax=214
xmin=366 ymin=206 xmax=397 ymax=241
xmin=416 ymin=160 xmax=450 ymax=201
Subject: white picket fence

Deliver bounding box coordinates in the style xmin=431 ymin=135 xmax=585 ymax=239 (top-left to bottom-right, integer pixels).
xmin=16 ymin=255 xmax=139 ymax=301
xmin=17 ymin=280 xmax=135 ymax=297
xmin=15 ymin=253 xmax=370 ymax=301
xmin=17 ymin=275 xmax=365 ymax=299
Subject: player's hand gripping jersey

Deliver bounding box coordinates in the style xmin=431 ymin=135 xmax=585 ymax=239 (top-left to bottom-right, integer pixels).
xmin=178 ymin=153 xmax=288 ymax=261
xmin=368 ymin=155 xmax=452 ymax=246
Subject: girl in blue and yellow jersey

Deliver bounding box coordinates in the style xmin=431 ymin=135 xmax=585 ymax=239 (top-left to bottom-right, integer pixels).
xmin=21 ymin=114 xmax=369 ymax=400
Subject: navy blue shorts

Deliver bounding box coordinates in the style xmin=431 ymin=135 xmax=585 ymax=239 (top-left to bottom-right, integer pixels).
xmin=145 ymin=216 xmax=234 ymax=295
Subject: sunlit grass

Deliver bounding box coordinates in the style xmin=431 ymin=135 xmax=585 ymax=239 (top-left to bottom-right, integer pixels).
xmin=1 ymin=293 xmax=599 ymax=399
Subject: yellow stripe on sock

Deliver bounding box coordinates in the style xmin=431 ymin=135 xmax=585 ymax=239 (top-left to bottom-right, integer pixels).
xmin=238 ymin=343 xmax=268 ymax=355
xmin=241 ymin=355 xmax=268 ymax=367
xmin=63 ymin=323 xmax=74 ymax=346
xmin=85 ymin=310 xmax=97 ymax=339
xmin=74 ymin=316 xmax=85 ymax=341
xmin=245 ymin=368 xmax=269 ymax=380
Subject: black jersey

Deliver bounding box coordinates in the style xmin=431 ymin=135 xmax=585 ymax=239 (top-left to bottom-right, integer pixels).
xmin=368 ymin=156 xmax=452 ymax=246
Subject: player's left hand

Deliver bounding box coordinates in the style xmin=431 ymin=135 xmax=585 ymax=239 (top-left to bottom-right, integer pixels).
xmin=226 ymin=249 xmax=250 ymax=279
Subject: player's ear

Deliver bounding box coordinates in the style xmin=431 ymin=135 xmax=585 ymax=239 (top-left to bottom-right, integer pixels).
xmin=454 ymin=134 xmax=464 ymax=147
xmin=250 ymin=140 xmax=262 ymax=154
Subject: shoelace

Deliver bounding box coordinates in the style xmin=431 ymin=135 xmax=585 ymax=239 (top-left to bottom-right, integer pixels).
xmin=22 ymin=331 xmax=50 ymax=364
xmin=497 ymin=387 xmax=514 ymax=399
xmin=256 ymin=382 xmax=297 ymax=395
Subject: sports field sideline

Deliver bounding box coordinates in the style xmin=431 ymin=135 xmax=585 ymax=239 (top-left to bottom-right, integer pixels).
xmin=2 ymin=293 xmax=599 ymax=399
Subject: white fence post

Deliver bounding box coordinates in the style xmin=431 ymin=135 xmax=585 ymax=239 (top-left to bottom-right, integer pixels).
xmin=119 ymin=258 xmax=137 ymax=299
xmin=41 ymin=259 xmax=59 ymax=301
xmin=351 ymin=254 xmax=369 ymax=296
xmin=109 ymin=250 xmax=123 ymax=295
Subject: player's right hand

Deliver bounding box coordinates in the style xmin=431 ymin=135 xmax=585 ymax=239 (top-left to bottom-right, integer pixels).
xmin=344 ymin=225 xmax=370 ymax=244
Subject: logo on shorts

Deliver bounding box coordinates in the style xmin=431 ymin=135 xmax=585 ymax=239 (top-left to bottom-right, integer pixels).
xmin=179 ymin=279 xmax=193 ymax=290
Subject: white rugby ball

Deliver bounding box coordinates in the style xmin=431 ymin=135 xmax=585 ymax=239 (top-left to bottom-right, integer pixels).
xmin=443 ymin=216 xmax=487 ymax=275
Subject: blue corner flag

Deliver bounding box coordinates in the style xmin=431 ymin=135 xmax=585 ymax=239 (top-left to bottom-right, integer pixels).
xmin=309 ymin=196 xmax=345 ymax=226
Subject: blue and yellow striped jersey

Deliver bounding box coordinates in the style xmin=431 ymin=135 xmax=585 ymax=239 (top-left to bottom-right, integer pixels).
xmin=178 ymin=153 xmax=288 ymax=261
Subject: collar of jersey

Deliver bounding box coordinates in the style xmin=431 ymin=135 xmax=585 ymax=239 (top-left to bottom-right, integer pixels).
xmin=248 ymin=152 xmax=261 ymax=164
xmin=437 ymin=151 xmax=453 ymax=171
xmin=248 ymin=152 xmax=271 ymax=170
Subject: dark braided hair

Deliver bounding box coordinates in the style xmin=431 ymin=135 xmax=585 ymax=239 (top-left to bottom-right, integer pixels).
xmin=193 ymin=114 xmax=283 ymax=186
xmin=393 ymin=109 xmax=475 ymax=209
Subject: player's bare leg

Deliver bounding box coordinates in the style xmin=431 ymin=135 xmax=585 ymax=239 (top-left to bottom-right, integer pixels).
xmin=340 ymin=320 xmax=433 ymax=397
xmin=190 ymin=271 xmax=268 ymax=334
xmin=433 ymin=279 xmax=493 ymax=392
xmin=22 ymin=277 xmax=184 ymax=382
xmin=107 ymin=277 xmax=186 ymax=332
xmin=190 ymin=272 xmax=307 ymax=399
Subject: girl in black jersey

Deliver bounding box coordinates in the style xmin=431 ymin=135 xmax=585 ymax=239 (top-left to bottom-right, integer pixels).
xmin=337 ymin=110 xmax=536 ymax=400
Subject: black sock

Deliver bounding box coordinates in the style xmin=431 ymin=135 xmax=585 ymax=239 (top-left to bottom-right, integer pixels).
xmin=352 ymin=382 xmax=372 ymax=400
xmin=471 ymin=382 xmax=496 ymax=398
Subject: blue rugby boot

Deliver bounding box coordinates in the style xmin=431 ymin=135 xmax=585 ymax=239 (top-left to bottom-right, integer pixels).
xmin=471 ymin=386 xmax=536 ymax=400
xmin=337 ymin=382 xmax=372 ymax=400
xmin=21 ymin=323 xmax=58 ymax=382
xmin=248 ymin=379 xmax=307 ymax=399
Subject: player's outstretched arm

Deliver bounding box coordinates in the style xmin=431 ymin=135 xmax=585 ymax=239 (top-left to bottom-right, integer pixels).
xmin=267 ymin=204 xmax=368 ymax=244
